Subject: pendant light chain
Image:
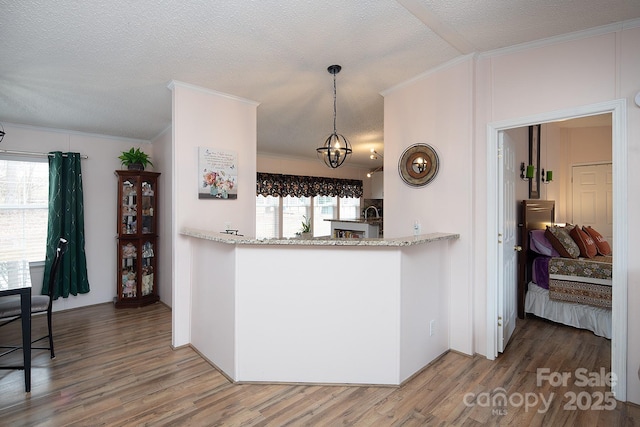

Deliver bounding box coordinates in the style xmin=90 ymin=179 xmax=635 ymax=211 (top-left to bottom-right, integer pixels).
xmin=333 ymin=72 xmax=337 ymax=134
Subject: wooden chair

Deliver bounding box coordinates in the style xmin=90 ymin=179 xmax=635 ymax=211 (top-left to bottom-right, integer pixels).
xmin=0 ymin=237 xmax=68 ymax=359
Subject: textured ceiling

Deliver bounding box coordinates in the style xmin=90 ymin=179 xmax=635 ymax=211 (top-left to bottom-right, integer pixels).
xmin=1 ymin=1 xmax=638 ymax=167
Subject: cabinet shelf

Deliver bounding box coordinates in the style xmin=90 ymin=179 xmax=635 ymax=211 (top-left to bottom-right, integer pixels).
xmin=330 ymin=221 xmax=380 ymax=238
xmin=333 ymin=229 xmax=365 ymax=238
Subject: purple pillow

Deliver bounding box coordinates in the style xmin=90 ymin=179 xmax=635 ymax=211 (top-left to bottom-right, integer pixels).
xmin=529 ymin=230 xmax=561 ymax=257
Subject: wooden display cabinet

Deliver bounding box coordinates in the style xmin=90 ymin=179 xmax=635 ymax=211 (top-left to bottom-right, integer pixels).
xmin=115 ymin=170 xmax=160 ymax=308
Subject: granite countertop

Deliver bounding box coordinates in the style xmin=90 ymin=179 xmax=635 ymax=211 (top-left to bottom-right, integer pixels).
xmin=181 ymin=227 xmax=459 ymax=247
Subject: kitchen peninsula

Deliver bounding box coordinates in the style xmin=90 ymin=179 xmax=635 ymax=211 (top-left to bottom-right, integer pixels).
xmin=326 ymin=218 xmax=382 ymax=238
xmin=180 ymin=228 xmax=459 ymax=386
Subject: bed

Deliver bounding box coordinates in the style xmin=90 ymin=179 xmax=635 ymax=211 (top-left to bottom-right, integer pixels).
xmin=518 ymin=199 xmax=612 ymax=339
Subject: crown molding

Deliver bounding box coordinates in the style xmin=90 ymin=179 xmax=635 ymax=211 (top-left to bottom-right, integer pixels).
xmin=168 ymin=80 xmax=260 ymax=107
xmin=478 ymin=18 xmax=640 ymax=61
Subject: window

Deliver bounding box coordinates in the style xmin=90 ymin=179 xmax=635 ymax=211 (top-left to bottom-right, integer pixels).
xmin=282 ymin=196 xmax=311 ymax=238
xmin=256 ymin=195 xmax=280 ymax=239
xmin=313 ymin=196 xmax=336 ymax=237
xmin=339 ymin=197 xmax=360 ymax=220
xmin=0 ymin=158 xmax=49 ymax=263
xmin=255 ymin=172 xmax=363 ymax=239
xmin=256 ymin=195 xmax=360 ymax=238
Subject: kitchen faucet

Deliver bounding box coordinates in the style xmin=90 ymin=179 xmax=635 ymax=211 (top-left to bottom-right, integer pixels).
xmin=364 ymin=205 xmax=379 ymax=220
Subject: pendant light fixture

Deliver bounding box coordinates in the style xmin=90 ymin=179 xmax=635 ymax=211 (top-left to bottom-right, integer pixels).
xmin=317 ymin=64 xmax=352 ymax=168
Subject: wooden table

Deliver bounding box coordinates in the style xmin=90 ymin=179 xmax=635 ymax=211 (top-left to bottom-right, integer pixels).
xmin=0 ymin=261 xmax=32 ymax=392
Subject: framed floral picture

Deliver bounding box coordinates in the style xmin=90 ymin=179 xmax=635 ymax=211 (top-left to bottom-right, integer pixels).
xmin=528 ymin=124 xmax=540 ymax=199
xmin=198 ymin=147 xmax=238 ymax=199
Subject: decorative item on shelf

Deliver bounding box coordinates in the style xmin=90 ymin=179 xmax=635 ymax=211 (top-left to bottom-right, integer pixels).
xmin=520 ymin=162 xmax=534 ymax=180
xmin=0 ymin=122 xmax=5 ymax=143
xmin=541 ymin=168 xmax=553 ymax=183
xmin=316 ymin=64 xmax=352 ymax=169
xmin=398 ymin=143 xmax=439 ymax=187
xmin=118 ymin=147 xmax=153 ymax=171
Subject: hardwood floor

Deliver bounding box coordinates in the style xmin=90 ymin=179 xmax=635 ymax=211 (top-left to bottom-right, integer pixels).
xmin=1 ymin=303 xmax=638 ymax=426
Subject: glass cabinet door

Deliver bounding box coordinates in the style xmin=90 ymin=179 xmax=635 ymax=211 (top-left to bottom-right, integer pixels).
xmin=118 ymin=238 xmax=157 ymax=300
xmin=141 ymin=239 xmax=155 ymax=296
xmin=120 ymin=240 xmax=138 ymax=299
xmin=121 ymin=177 xmax=139 ymax=235
xmin=141 ymin=180 xmax=156 ymax=234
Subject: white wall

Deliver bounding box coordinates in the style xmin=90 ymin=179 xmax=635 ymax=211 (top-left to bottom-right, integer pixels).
xmin=383 ymin=23 xmax=640 ymax=403
xmin=400 ymin=241 xmax=450 ymax=381
xmin=505 ymin=122 xmax=612 ymax=222
xmin=620 ymin=25 xmax=640 ymax=405
xmin=370 ymin=171 xmax=384 ymax=199
xmin=151 ymin=126 xmax=172 ymax=307
xmin=541 ymin=123 xmax=565 ymax=217
xmin=545 ymin=123 xmax=612 ymax=223
xmin=383 ymin=57 xmax=475 ymax=356
xmin=476 ymin=28 xmax=629 ymax=355
xmin=504 ymin=126 xmax=530 ymax=202
xmin=169 ymin=81 xmax=258 ymax=347
xmin=0 ymin=123 xmax=153 ymax=311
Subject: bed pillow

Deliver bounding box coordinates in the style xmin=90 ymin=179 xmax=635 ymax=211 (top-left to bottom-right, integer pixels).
xmin=529 ymin=230 xmax=561 ymax=257
xmin=544 ymin=225 xmax=580 ymax=259
xmin=582 ymin=226 xmax=612 ymax=255
xmin=569 ymin=225 xmax=598 ymax=258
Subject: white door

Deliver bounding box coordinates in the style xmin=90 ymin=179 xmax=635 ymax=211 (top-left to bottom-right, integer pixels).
xmin=498 ymin=132 xmax=518 ymax=353
xmin=572 ymin=163 xmax=613 ymax=245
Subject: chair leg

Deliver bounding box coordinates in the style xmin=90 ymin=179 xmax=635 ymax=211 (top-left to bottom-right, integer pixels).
xmin=47 ymin=310 xmax=55 ymax=359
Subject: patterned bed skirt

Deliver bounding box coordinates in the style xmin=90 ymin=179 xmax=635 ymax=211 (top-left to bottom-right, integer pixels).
xmin=548 ymin=255 xmax=612 ymax=308
xmin=548 ymin=279 xmax=612 ymax=308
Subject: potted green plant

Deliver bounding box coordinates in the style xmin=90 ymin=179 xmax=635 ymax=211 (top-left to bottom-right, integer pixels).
xmin=300 ymin=215 xmax=312 ymax=239
xmin=118 ymin=147 xmax=154 ymax=171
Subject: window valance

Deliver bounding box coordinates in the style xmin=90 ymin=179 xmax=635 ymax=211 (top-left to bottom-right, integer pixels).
xmin=257 ymin=172 xmax=363 ymax=198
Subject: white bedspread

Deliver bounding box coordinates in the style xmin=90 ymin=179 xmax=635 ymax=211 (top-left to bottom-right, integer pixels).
xmin=524 ymin=282 xmax=611 ymax=339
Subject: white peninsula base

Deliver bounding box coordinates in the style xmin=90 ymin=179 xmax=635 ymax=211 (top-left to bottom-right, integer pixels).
xmin=180 ymin=230 xmax=459 ymax=386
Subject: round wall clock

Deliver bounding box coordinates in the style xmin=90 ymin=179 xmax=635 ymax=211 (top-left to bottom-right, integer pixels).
xmin=398 ymin=143 xmax=439 ymax=187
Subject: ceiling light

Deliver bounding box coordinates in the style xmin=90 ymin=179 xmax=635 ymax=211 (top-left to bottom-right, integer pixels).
xmin=367 ymin=166 xmax=383 ymax=178
xmin=369 ymin=148 xmax=383 ymax=160
xmin=317 ymin=65 xmax=352 ymax=168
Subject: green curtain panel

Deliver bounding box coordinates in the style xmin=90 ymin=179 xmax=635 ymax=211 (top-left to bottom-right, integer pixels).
xmin=43 ymin=152 xmax=90 ymax=299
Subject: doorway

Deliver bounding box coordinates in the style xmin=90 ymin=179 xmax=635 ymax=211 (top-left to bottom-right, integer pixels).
xmin=486 ymin=99 xmax=628 ymax=400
